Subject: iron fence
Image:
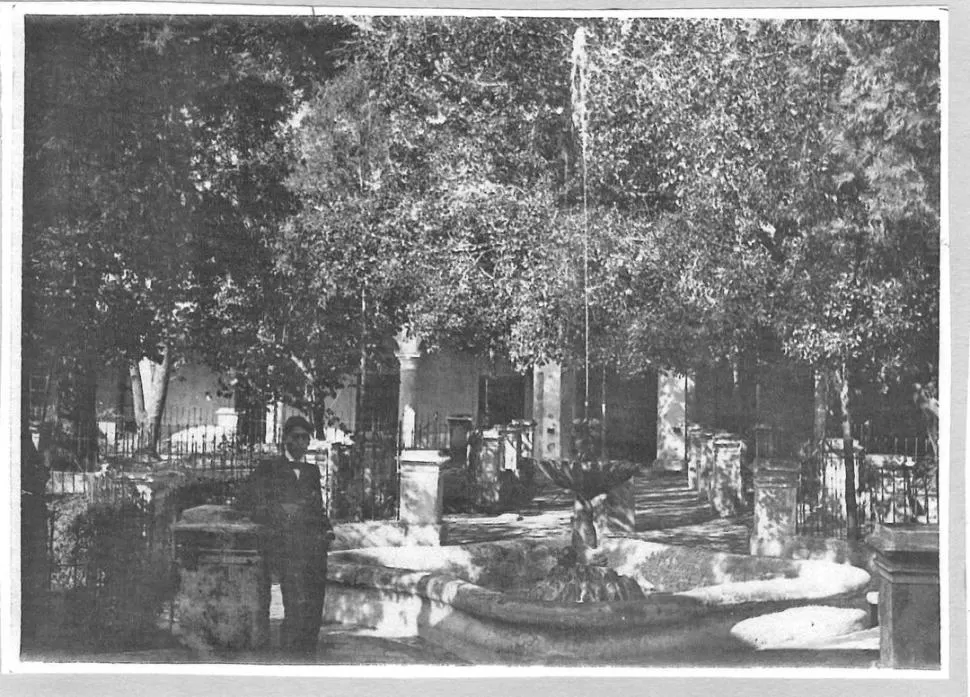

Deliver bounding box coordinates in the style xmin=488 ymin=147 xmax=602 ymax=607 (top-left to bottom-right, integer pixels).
xmin=321 ymin=428 xmax=400 ymax=522
xmin=408 ymin=413 xmax=451 ymax=450
xmin=36 ymin=415 xmax=401 ymax=600
xmin=795 ymin=433 xmax=939 ymax=539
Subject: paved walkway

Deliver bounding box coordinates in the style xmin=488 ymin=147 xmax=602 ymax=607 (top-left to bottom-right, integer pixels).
xmin=444 ymin=467 xmax=752 ymax=554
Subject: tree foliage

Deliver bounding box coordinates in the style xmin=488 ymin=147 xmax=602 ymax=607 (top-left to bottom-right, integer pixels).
xmin=23 ymin=17 xmax=351 ymax=443
xmin=25 ymin=15 xmax=939 ymax=448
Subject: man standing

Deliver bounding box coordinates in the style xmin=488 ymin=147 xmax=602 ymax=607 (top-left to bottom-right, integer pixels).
xmin=238 ymin=415 xmax=333 ymax=656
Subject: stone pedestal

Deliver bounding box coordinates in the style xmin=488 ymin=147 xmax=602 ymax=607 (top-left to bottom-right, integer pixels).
xmin=750 ymin=458 xmax=800 ymax=557
xmin=398 ymin=450 xmax=448 ymax=526
xmin=172 ymin=505 xmax=270 ymax=650
xmin=867 ymin=524 xmax=940 ymax=669
xmin=695 ymin=429 xmax=715 ymax=503
xmin=712 ymin=434 xmax=744 ymax=517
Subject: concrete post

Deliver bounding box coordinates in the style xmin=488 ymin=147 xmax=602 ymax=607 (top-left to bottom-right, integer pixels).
xmin=394 ymin=330 xmax=422 ymax=449
xmin=750 ymin=458 xmax=800 ymax=557
xmin=712 ymin=434 xmax=744 ymax=517
xmin=696 ymin=429 xmax=715 ymax=504
xmin=398 ymin=450 xmax=448 ymax=527
xmin=172 ymin=506 xmax=270 ymax=650
xmin=867 ymin=524 xmax=941 ymax=669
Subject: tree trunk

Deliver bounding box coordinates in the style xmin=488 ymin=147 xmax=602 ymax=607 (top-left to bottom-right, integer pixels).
xmin=310 ymin=402 xmax=328 ymax=440
xmin=813 ymin=369 xmax=829 ymax=447
xmin=572 ymin=495 xmax=598 ymax=554
xmin=355 ymin=286 xmax=367 ymax=432
xmin=600 ymin=364 xmax=608 ymax=460
xmin=129 ymin=347 xmax=172 ymax=457
xmin=839 ymin=361 xmax=859 ymax=540
xmin=731 ymin=355 xmax=742 ymax=432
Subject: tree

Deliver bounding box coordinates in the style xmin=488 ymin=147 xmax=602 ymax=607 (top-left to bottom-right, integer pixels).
xmin=23 ymin=17 xmax=352 ymax=456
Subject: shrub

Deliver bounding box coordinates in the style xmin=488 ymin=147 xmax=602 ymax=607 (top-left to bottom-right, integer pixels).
xmin=62 ymin=500 xmax=176 ymax=650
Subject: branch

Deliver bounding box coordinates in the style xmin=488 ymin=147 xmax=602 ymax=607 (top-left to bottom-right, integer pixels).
xmin=289 ymin=353 xmax=316 ymax=385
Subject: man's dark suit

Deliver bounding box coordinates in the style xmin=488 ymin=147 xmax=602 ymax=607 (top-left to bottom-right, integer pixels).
xmin=237 ymin=455 xmax=332 ymax=654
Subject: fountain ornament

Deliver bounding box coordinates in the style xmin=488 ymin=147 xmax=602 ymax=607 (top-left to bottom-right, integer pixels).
xmin=532 ymin=421 xmax=644 ymax=601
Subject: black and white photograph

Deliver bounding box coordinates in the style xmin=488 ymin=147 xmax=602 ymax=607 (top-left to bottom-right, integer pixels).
xmin=2 ymin=1 xmax=961 ymax=687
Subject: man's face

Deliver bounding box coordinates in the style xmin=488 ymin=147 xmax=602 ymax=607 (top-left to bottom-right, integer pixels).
xmin=283 ymin=427 xmax=311 ymax=460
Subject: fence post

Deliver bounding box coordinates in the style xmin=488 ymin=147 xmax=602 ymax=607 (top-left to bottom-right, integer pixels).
xmin=397 ymin=449 xmax=448 ymax=543
xmin=867 ymin=523 xmax=940 ymax=669
xmin=697 ymin=429 xmax=715 ymax=504
xmin=750 ymin=458 xmax=801 ymax=557
xmin=712 ymin=433 xmax=744 ymax=517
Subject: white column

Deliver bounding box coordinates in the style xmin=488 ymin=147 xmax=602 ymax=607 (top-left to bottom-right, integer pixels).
xmin=394 ymin=328 xmax=421 ymax=448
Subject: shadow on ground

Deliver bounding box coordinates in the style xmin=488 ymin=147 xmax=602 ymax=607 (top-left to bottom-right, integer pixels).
xmin=445 ymin=467 xmax=753 ymax=555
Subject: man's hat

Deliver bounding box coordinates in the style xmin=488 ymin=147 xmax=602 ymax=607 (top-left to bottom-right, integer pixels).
xmin=282 ymin=415 xmax=313 ymax=437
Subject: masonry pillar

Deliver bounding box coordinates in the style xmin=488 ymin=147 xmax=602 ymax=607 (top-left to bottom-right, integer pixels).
xmin=868 ymin=524 xmax=941 ymax=669
xmin=533 ymin=363 xmax=574 ymax=461
xmin=696 ymin=429 xmax=715 ymax=503
xmin=750 ymin=458 xmax=800 ymax=557
xmin=712 ymin=433 xmax=744 ymax=517
xmin=172 ymin=505 xmax=271 ymax=650
xmin=656 ymin=372 xmax=689 ymax=471
xmin=394 ymin=329 xmax=421 ymax=449
xmin=398 ymin=450 xmax=448 ymax=532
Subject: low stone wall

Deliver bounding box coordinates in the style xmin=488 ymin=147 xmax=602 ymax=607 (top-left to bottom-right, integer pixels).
xmin=332 ymin=521 xmax=444 ymax=551
xmin=786 ymin=535 xmax=876 ymax=570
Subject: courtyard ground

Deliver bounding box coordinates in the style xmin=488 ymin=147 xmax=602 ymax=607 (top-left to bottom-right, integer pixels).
xmin=20 ymin=467 xmax=879 ymax=668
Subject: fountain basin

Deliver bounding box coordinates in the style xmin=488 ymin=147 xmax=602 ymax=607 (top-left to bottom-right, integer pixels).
xmin=323 ymin=538 xmax=871 ymax=665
